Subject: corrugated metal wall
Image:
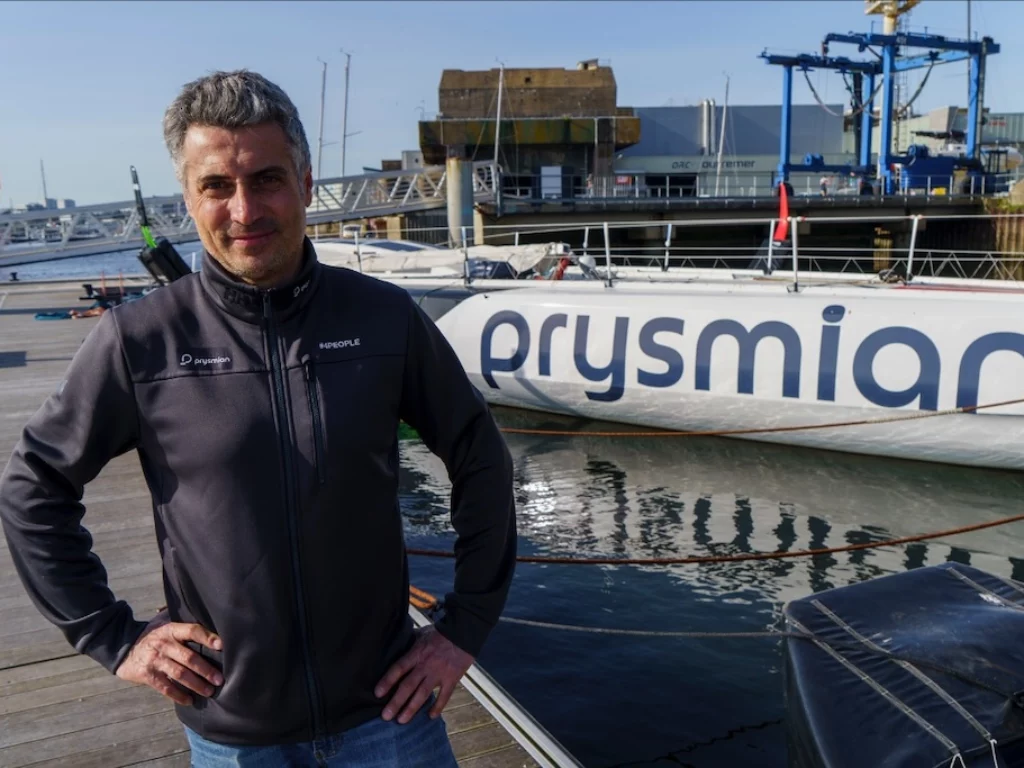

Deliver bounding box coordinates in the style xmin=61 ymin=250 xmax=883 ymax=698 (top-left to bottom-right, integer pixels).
xmin=985 ymin=113 xmax=1024 ymax=144
xmin=621 ymin=104 xmax=845 ymax=158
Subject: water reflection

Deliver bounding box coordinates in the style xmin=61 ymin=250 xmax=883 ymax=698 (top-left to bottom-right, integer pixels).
xmin=400 ymin=407 xmax=1024 ymax=767
xmin=404 ymin=408 xmax=1024 ymax=595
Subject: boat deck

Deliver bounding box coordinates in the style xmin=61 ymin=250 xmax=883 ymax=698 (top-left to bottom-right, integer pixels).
xmin=0 ymin=283 xmax=563 ymax=768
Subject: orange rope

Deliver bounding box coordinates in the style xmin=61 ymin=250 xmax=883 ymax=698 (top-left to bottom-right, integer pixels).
xmin=407 ymin=511 xmax=1024 ymax=566
xmin=409 ymin=585 xmax=438 ymax=604
xmin=497 ymin=396 xmax=1024 ymax=438
xmin=409 ymin=585 xmax=439 ymax=611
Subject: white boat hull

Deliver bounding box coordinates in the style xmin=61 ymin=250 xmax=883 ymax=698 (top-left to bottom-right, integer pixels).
xmin=430 ymin=281 xmax=1024 ymax=469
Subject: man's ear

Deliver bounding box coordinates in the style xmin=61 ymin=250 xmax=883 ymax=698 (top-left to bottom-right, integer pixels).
xmin=303 ymin=167 xmax=313 ymax=207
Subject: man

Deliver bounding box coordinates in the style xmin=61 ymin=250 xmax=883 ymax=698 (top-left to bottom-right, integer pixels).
xmin=0 ymin=70 xmax=517 ymax=767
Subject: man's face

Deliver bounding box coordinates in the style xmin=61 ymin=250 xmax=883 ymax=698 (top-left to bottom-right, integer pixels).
xmin=182 ymin=122 xmax=312 ymax=288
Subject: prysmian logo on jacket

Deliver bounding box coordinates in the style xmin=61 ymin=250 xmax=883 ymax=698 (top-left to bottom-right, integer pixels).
xmin=179 ymin=350 xmax=233 ymax=368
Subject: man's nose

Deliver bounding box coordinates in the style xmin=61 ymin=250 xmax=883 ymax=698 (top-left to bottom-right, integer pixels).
xmin=229 ymin=185 xmax=260 ymax=226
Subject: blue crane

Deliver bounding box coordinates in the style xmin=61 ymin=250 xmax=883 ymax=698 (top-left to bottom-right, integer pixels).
xmin=761 ymin=29 xmax=999 ymax=194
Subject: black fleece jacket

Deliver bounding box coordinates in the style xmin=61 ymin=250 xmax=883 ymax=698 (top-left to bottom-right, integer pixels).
xmin=0 ymin=240 xmax=517 ymax=744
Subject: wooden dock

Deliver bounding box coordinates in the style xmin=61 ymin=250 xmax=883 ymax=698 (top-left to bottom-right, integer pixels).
xmin=0 ymin=283 xmax=557 ymax=768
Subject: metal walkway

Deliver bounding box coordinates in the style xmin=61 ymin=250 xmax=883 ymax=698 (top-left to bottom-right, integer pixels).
xmin=0 ymin=162 xmax=497 ymax=267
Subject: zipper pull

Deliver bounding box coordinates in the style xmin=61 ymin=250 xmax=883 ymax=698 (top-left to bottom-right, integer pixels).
xmin=262 ymin=292 xmax=272 ymax=321
xmin=303 ymin=359 xmax=314 ymax=382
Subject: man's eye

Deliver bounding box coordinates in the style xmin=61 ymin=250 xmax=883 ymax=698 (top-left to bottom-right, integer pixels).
xmin=258 ymin=175 xmax=283 ymax=187
xmin=204 ymin=181 xmax=228 ymax=191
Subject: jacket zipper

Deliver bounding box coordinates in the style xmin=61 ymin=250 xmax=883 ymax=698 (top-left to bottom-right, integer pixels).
xmin=303 ymin=361 xmax=327 ymax=485
xmin=263 ymin=294 xmax=326 ymax=741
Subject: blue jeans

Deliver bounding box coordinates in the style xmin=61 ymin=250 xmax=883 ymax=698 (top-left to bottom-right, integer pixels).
xmin=184 ymin=705 xmax=459 ymax=768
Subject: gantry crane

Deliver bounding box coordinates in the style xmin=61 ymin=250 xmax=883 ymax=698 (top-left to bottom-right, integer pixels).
xmin=760 ymin=0 xmax=998 ymax=194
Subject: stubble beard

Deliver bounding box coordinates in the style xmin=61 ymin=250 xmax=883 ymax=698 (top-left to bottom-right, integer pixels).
xmin=220 ymin=236 xmax=304 ymax=288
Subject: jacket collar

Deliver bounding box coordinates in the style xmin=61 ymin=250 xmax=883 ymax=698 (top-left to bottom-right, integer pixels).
xmin=199 ymin=237 xmax=322 ymax=324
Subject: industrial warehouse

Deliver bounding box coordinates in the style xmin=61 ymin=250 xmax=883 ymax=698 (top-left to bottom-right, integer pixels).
xmin=411 ymin=58 xmax=1023 ymax=201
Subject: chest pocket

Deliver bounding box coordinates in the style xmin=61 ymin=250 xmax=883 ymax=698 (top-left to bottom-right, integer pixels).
xmin=301 ymin=352 xmax=405 ymax=479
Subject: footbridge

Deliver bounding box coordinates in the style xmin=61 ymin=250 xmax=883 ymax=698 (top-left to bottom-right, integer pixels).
xmin=0 ymin=162 xmax=498 ymax=267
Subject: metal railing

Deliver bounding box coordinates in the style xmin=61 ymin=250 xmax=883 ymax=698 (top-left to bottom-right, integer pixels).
xmin=497 ymin=171 xmax=1024 ymax=203
xmin=0 ymin=162 xmax=498 ymax=266
xmin=388 ymin=211 xmax=1024 ymax=289
xmin=307 ymin=161 xmax=496 ymax=223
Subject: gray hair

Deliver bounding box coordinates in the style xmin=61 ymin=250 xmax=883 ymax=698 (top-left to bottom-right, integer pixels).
xmin=163 ymin=70 xmax=311 ymax=183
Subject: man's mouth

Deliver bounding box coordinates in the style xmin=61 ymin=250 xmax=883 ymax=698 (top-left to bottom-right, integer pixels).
xmin=231 ymin=231 xmax=275 ymax=245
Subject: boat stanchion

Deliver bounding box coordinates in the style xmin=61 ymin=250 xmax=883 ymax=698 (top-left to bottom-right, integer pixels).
xmin=907 ymin=214 xmax=921 ymax=281
xmin=602 ymin=221 xmax=613 ymax=288
xmin=663 ymin=223 xmax=672 ymax=272
xmin=788 ymin=216 xmax=801 ymax=293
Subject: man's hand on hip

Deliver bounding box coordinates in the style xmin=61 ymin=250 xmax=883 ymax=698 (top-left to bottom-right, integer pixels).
xmin=375 ymin=624 xmax=474 ymax=724
xmin=115 ymin=622 xmax=224 ymax=706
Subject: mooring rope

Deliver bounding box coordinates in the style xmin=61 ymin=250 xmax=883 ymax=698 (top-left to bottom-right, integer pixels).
xmin=407 ymin=510 xmax=1024 ymax=566
xmin=407 ymin=588 xmax=1024 ymax=707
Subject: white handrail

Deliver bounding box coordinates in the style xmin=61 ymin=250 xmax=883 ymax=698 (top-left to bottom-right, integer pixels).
xmin=791 ymin=216 xmax=801 ymax=291
xmin=602 ymin=221 xmax=612 ymax=287
xmin=907 ymin=214 xmax=921 ymax=280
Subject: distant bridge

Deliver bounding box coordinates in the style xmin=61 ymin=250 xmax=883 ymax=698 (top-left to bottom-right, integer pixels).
xmin=0 ymin=162 xmax=498 ymax=267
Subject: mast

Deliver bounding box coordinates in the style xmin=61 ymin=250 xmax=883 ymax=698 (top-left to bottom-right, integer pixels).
xmin=315 ymin=58 xmax=327 ymax=238
xmin=494 ymin=63 xmax=504 ymax=214
xmin=714 ymin=75 xmax=730 ymax=197
xmin=340 ymin=50 xmax=351 ymax=176
xmin=315 ymin=59 xmax=326 ymax=183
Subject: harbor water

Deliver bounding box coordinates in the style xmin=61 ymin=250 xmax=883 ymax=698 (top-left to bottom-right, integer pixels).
xmin=3 ymin=242 xmax=202 ymax=282
xmin=19 ymin=251 xmax=1024 ymax=766
xmin=405 ymin=408 xmax=1024 ymax=768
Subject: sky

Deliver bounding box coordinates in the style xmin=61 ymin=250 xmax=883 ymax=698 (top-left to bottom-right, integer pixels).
xmin=0 ymin=0 xmax=1016 ymax=206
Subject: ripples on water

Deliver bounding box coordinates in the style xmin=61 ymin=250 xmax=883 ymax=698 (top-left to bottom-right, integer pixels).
xmin=401 ymin=407 xmax=1024 ymax=767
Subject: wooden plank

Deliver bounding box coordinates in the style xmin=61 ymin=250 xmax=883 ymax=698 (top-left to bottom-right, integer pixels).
xmin=1 ymin=672 xmax=131 ymax=715
xmin=0 ymin=664 xmax=108 ymax=701
xmin=449 ymin=722 xmax=518 ymax=762
xmin=445 ymin=701 xmax=498 ymax=734
xmin=460 ymin=747 xmax=541 ymax=767
xmin=2 ymin=685 xmax=170 ymax=749
xmin=0 ymin=640 xmax=76 ymax=672
xmin=0 ymin=581 xmax=166 ymax=638
xmin=0 ymin=659 xmax=108 ymax=702
xmin=0 ymin=531 xmax=160 ymax=581
xmin=22 ymin=730 xmax=187 ymax=768
xmin=0 ymin=654 xmax=97 ymax=689
xmin=446 ymin=685 xmax=476 ymax=710
xmin=0 ymin=571 xmax=164 ymax=613
xmin=0 ymin=709 xmax=181 ymax=767
xmin=0 ymin=554 xmax=163 ymax=599
xmin=0 ymin=583 xmax=163 ymax=638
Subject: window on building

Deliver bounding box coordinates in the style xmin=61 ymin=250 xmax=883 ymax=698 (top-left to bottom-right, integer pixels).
xmin=645 ymin=174 xmax=697 ymax=198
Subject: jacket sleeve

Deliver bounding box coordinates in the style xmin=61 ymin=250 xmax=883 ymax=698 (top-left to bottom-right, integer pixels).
xmin=399 ymin=296 xmax=517 ymax=657
xmin=0 ymin=309 xmax=149 ymax=673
